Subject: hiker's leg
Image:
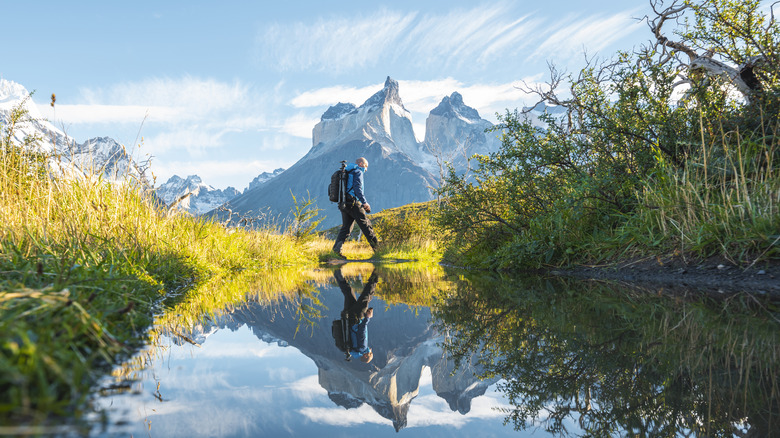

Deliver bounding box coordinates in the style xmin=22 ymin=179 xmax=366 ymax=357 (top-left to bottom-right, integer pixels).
xmin=334 ymin=269 xmax=357 ymax=310
xmin=333 ymin=209 xmax=355 ymax=254
xmin=352 ymin=205 xmax=379 ymax=250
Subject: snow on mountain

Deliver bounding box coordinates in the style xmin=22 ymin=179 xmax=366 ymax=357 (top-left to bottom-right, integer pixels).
xmin=156 ymin=175 xmax=240 ymax=216
xmin=0 ymin=78 xmax=148 ymax=185
xmin=244 ymin=168 xmax=285 ymax=193
xmin=311 ymin=77 xmax=421 ymax=162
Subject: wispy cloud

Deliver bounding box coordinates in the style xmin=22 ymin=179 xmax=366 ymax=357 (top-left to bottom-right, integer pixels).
xmin=532 ymin=10 xmax=645 ymax=60
xmin=256 ymin=3 xmax=642 ymax=73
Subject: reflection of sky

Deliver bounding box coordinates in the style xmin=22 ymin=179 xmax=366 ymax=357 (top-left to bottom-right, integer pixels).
xmin=94 ymin=323 xmax=544 ymax=438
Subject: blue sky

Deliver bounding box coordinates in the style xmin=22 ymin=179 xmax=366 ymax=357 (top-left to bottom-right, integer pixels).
xmin=1 ymin=1 xmax=651 ymax=189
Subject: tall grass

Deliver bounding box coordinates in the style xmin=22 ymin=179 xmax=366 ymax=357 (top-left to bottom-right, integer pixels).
xmin=627 ymin=117 xmax=780 ymax=265
xmin=0 ymin=102 xmax=317 ymax=422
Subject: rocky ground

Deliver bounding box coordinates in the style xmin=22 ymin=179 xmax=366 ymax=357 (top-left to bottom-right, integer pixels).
xmin=551 ymin=255 xmax=780 ymax=298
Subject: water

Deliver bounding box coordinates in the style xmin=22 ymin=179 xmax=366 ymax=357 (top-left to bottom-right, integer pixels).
xmin=90 ymin=264 xmax=780 ymax=437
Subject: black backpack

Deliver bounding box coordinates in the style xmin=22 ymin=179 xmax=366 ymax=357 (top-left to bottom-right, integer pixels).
xmin=331 ymin=314 xmax=353 ymax=361
xmin=327 ymin=161 xmax=351 ymax=207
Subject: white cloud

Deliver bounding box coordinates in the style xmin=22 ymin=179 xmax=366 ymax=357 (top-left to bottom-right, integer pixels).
xmin=532 ymin=10 xmax=645 ymax=60
xmin=256 ymin=3 xmax=642 ymax=73
xmin=258 ymin=10 xmax=417 ymax=73
xmin=290 ymin=83 xmax=382 ymax=108
xmin=279 ymin=112 xmax=320 ymax=139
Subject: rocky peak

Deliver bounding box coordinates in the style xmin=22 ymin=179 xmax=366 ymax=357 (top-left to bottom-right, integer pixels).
xmin=430 ymin=92 xmax=480 ymax=121
xmin=0 ymin=78 xmax=30 ymax=105
xmin=360 ymin=76 xmax=405 ymax=111
xmin=321 ymin=102 xmax=357 ymax=121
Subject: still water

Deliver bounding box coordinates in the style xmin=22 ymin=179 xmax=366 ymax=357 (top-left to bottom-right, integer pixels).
xmin=91 ymin=263 xmax=780 ymax=437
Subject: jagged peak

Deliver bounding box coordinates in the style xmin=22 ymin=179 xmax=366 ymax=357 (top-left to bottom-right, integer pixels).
xmin=321 ymin=102 xmax=357 ymax=121
xmin=359 ymin=76 xmax=405 ymax=111
xmin=430 ymin=92 xmax=480 ymax=121
xmin=0 ymin=78 xmax=29 ymax=104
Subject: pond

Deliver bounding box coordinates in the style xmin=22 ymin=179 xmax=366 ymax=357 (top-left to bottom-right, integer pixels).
xmin=90 ymin=263 xmax=780 ymax=437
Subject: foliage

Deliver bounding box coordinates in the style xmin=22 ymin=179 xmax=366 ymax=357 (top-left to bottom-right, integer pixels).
xmin=287 ymin=190 xmax=324 ymax=242
xmin=434 ymin=0 xmax=780 ymax=269
xmin=433 ymin=272 xmax=780 ymax=436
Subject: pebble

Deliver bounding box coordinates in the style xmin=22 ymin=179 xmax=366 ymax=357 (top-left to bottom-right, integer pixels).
xmin=757 ymin=270 xmax=766 ymax=275
xmin=716 ymin=264 xmax=726 ymax=270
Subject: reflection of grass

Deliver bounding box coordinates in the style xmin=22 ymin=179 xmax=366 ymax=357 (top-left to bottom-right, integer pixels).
xmin=434 ymin=273 xmax=780 ymax=435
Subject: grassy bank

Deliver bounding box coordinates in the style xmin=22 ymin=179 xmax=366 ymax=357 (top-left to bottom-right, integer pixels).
xmin=0 ymin=104 xmax=325 ymax=422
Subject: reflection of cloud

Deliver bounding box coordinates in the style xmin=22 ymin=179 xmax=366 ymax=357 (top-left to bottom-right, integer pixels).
xmin=299 ymin=404 xmax=389 ymax=426
xmin=288 ymin=375 xmax=327 ymax=403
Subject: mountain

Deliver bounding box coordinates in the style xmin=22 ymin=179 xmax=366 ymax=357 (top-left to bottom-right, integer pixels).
xmin=243 ymin=167 xmax=285 ymax=193
xmin=172 ymin=279 xmax=498 ymax=431
xmin=156 ymin=175 xmax=241 ymax=216
xmin=212 ymin=77 xmax=500 ymax=228
xmin=424 ymin=92 xmax=500 ymax=173
xmin=0 ymin=79 xmax=148 ymax=185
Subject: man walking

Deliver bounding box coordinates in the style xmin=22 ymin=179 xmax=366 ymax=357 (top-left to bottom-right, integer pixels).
xmin=333 ymin=157 xmax=379 ymax=258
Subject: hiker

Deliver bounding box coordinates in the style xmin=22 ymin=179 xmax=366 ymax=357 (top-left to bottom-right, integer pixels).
xmin=332 ymin=157 xmax=379 ymax=258
xmin=334 ymin=268 xmax=378 ymax=363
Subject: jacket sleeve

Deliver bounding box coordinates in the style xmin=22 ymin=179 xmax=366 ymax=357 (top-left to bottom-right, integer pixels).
xmin=352 ymin=169 xmax=368 ymax=204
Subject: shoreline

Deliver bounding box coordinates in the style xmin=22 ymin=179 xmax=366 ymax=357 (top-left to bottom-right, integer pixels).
xmin=548 ymin=256 xmax=780 ymax=297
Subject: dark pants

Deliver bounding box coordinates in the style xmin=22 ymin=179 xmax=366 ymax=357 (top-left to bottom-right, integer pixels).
xmin=333 ymin=201 xmax=378 ymax=254
xmin=334 ymin=269 xmax=378 ymax=322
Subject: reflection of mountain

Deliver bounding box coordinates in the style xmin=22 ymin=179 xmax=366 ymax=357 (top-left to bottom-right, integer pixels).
xmin=190 ymin=280 xmax=497 ymax=431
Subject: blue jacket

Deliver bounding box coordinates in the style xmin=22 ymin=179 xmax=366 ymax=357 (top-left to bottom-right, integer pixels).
xmin=345 ymin=163 xmax=368 ymax=205
xmin=349 ymin=316 xmax=371 ymax=356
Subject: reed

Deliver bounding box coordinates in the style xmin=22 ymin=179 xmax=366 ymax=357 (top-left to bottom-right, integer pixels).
xmin=0 ymin=102 xmax=319 ymax=421
xmin=628 ymin=117 xmax=780 ymax=264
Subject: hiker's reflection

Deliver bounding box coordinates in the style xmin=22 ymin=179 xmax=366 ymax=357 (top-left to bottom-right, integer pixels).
xmin=333 ymin=268 xmax=378 ymax=363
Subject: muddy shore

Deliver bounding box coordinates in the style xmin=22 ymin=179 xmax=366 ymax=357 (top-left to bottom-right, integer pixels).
xmin=551 ymin=256 xmax=780 ymax=298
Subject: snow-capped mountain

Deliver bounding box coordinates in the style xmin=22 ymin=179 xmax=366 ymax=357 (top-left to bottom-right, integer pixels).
xmin=0 ymin=79 xmax=148 ymax=185
xmin=213 ymin=77 xmax=500 ymax=228
xmin=156 ymin=175 xmax=240 ymax=216
xmin=243 ymin=168 xmax=285 ymax=193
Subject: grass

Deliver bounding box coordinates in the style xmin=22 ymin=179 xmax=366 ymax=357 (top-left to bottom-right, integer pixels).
xmin=0 ymin=100 xmax=443 ymax=423
xmin=319 ymin=201 xmax=444 ymax=263
xmin=0 ymin=102 xmax=329 ymax=423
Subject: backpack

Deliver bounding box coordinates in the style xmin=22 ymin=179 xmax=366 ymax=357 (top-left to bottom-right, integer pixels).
xmin=331 ymin=315 xmax=353 ymax=361
xmin=327 ymin=161 xmax=351 ymax=207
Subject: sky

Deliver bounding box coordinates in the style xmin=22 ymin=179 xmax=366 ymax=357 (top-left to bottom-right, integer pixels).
xmin=1 ymin=1 xmax=653 ymax=190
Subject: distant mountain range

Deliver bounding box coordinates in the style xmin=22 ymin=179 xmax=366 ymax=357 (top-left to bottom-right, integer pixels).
xmin=0 ymin=78 xmax=284 ymax=215
xmin=212 ymin=77 xmax=505 ymax=228
xmin=0 ymin=79 xmax=149 ymax=186
xmin=157 ymin=168 xmax=285 ymax=216
xmin=2 ymin=77 xmax=549 ymax=223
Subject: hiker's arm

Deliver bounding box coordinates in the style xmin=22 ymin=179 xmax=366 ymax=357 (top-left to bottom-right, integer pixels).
xmin=352 ymin=171 xmax=368 ymax=205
